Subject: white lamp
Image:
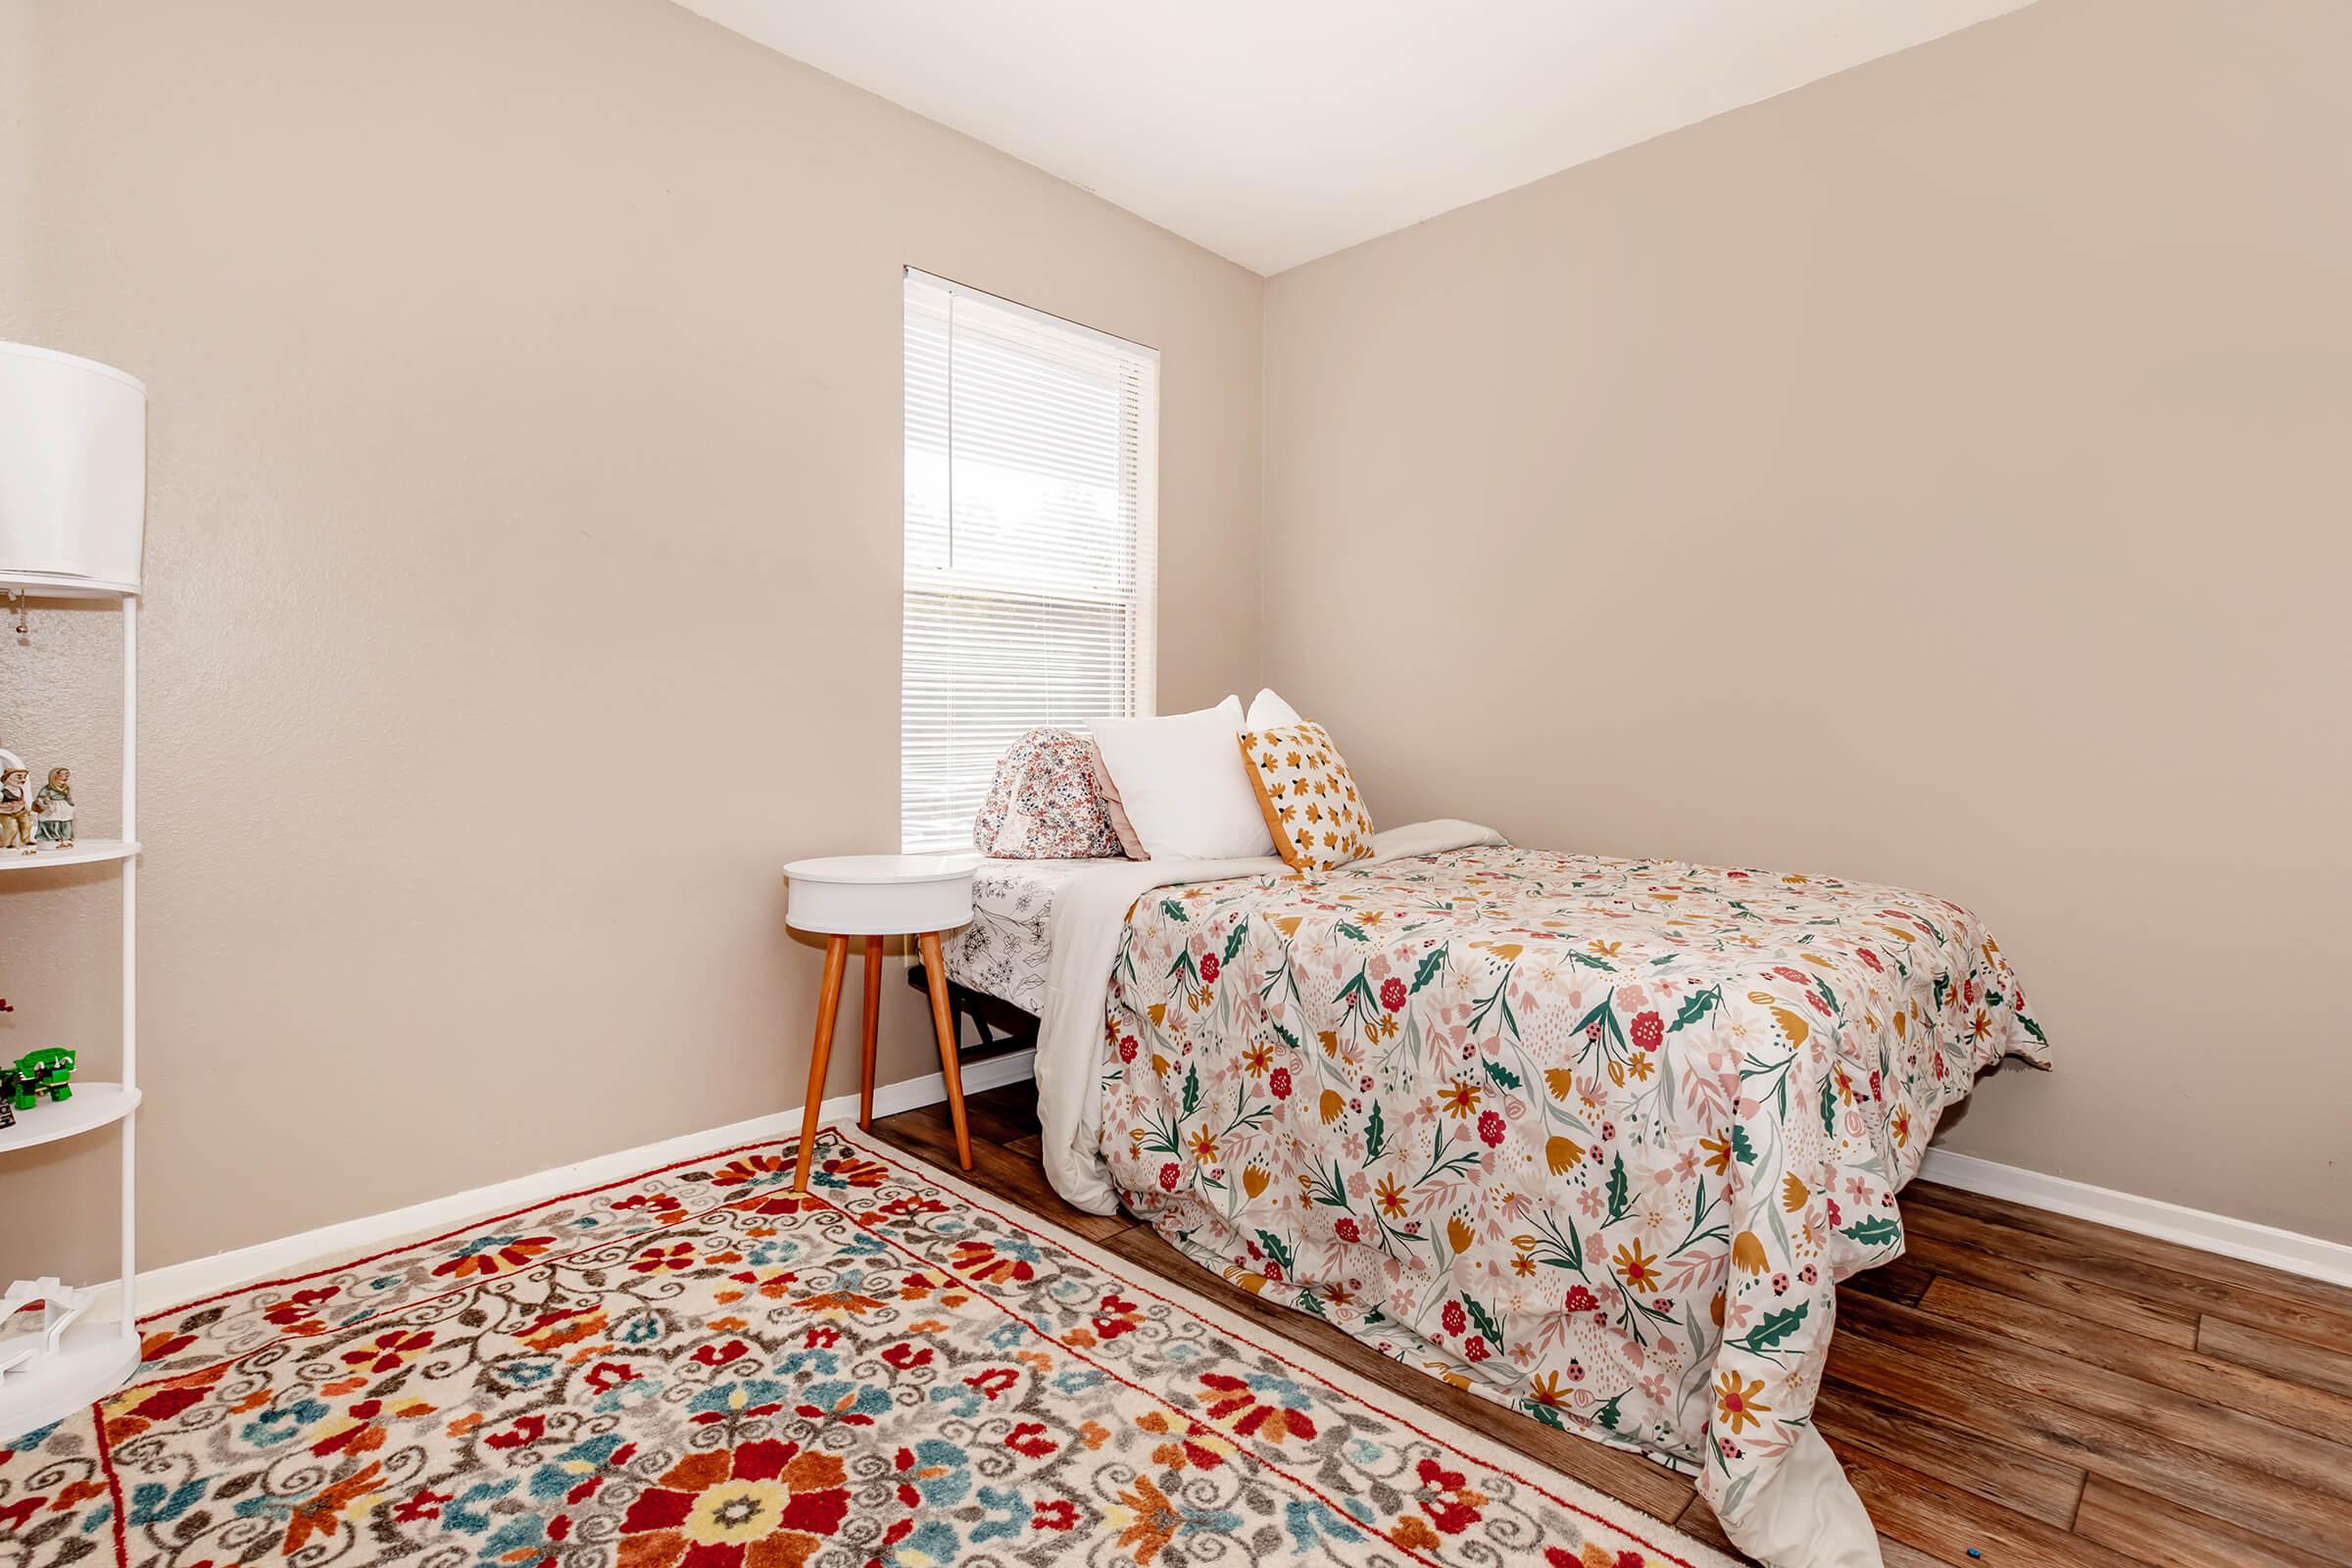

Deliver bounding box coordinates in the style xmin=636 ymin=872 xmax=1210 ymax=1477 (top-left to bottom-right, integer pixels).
xmin=0 ymin=341 xmax=147 ymax=596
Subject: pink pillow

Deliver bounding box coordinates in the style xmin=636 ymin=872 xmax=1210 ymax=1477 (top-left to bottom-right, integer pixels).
xmin=1088 ymin=743 xmax=1148 ymax=860
xmin=971 ymin=728 xmax=1130 ymax=858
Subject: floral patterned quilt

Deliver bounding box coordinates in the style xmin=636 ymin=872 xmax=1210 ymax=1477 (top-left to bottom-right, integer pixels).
xmin=1098 ymin=845 xmax=2046 ymax=1528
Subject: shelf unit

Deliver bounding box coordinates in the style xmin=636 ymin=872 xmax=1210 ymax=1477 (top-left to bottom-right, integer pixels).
xmin=0 ymin=579 xmax=140 ymax=1442
xmin=0 ymin=1082 xmax=141 ymax=1154
xmin=0 ymin=839 xmax=139 ymax=875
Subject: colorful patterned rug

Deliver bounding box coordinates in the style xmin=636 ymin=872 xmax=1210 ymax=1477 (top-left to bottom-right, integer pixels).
xmin=0 ymin=1124 xmax=1737 ymax=1568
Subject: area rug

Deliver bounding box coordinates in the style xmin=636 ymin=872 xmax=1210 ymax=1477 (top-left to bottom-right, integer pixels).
xmin=0 ymin=1124 xmax=1739 ymax=1568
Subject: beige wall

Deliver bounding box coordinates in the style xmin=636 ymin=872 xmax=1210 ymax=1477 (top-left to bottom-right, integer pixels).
xmin=7 ymin=0 xmax=2343 ymax=1287
xmin=0 ymin=0 xmax=1261 ymax=1282
xmin=1264 ymin=0 xmax=2351 ymax=1242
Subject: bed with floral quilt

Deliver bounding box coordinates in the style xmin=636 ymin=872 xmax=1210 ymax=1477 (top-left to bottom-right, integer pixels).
xmin=1031 ymin=828 xmax=2047 ymax=1567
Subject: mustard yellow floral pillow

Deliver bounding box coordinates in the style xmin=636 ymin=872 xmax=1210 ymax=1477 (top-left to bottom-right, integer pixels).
xmin=1239 ymin=722 xmax=1376 ymax=871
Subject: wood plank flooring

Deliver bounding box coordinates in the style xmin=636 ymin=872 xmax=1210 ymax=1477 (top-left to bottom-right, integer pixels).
xmin=871 ymin=1085 xmax=2352 ymax=1567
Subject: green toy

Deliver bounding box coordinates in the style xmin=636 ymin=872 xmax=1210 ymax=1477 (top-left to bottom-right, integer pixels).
xmin=5 ymin=1047 xmax=74 ymax=1111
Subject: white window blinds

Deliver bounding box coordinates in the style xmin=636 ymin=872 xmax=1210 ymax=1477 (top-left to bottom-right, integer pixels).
xmin=901 ymin=269 xmax=1159 ymax=851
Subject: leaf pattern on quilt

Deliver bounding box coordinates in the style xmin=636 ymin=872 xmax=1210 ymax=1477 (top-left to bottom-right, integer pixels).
xmin=1097 ymin=844 xmax=2046 ymax=1517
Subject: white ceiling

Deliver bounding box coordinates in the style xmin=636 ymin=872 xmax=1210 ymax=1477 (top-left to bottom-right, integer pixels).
xmin=674 ymin=0 xmax=2034 ymax=275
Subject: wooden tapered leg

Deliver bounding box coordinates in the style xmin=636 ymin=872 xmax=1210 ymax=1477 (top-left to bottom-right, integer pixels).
xmin=916 ymin=930 xmax=973 ymax=1169
xmin=858 ymin=935 xmax=884 ymax=1129
xmin=791 ymin=935 xmax=850 ymax=1193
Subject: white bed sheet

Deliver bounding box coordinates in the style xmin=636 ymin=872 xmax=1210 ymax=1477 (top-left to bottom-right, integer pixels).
xmin=938 ymin=858 xmax=1101 ymax=1014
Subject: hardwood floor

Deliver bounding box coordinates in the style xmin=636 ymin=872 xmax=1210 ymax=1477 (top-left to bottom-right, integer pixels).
xmin=871 ymin=1084 xmax=2352 ymax=1568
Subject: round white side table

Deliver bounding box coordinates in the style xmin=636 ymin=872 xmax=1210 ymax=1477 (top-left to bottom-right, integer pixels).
xmin=782 ymin=854 xmax=977 ymax=1192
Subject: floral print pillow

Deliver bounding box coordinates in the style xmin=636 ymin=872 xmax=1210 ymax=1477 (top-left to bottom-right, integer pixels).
xmin=972 ymin=727 xmax=1130 ymax=858
xmin=1239 ymin=721 xmax=1375 ymax=871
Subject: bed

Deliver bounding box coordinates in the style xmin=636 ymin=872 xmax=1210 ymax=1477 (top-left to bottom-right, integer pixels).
xmin=943 ymin=823 xmax=2047 ymax=1566
xmin=940 ymin=857 xmax=1098 ymax=1016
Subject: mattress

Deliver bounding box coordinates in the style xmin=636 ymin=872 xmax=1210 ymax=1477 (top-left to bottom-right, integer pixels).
xmin=939 ymin=858 xmax=1100 ymax=1014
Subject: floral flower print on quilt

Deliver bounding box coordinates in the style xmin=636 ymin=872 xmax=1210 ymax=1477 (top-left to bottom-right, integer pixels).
xmin=1098 ymin=843 xmax=2047 ymax=1528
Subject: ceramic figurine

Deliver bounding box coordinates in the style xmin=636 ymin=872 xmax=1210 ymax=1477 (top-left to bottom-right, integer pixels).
xmin=0 ymin=752 xmax=30 ymax=852
xmin=31 ymin=767 xmax=74 ymax=849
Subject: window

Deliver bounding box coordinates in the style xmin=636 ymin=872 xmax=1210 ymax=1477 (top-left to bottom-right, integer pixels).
xmin=901 ymin=269 xmax=1158 ymax=851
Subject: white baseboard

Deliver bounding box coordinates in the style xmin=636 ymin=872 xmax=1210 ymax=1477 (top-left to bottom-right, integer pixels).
xmin=1917 ymin=1147 xmax=2352 ymax=1290
xmin=94 ymin=1049 xmax=1036 ymax=1323
xmin=93 ymin=1049 xmax=2347 ymax=1327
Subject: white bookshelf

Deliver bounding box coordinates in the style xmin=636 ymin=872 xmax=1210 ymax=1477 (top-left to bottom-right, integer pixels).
xmin=0 ymin=838 xmax=139 ymax=875
xmin=0 ymin=585 xmax=141 ymax=1442
xmin=0 ymin=1081 xmax=141 ymax=1155
xmin=1 ymin=340 xmax=147 ymax=1441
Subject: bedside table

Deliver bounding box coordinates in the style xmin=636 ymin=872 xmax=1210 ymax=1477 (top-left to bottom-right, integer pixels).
xmin=782 ymin=854 xmax=978 ymax=1192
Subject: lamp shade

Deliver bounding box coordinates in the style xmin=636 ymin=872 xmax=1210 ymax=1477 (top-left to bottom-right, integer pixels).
xmin=0 ymin=341 xmax=146 ymax=595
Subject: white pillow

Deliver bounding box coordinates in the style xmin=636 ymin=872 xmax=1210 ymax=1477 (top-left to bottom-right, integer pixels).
xmin=1247 ymin=688 xmax=1304 ymax=729
xmin=1090 ymin=697 xmax=1276 ymax=860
